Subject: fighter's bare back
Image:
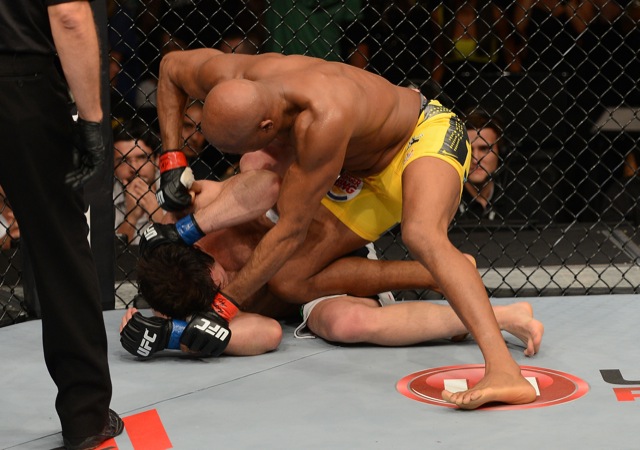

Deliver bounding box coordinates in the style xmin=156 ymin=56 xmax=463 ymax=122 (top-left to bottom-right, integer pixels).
xmin=161 ymin=49 xmax=423 ymax=176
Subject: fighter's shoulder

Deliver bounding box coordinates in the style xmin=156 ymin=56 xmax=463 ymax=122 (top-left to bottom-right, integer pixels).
xmin=304 ymin=73 xmax=363 ymax=111
xmin=292 ymin=91 xmax=357 ymax=140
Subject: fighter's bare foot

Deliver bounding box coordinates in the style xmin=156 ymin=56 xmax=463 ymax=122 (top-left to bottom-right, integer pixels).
xmin=442 ymin=370 xmax=537 ymax=410
xmin=496 ymin=302 xmax=544 ymax=356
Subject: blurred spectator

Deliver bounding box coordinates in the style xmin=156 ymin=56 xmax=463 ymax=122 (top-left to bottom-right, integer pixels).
xmin=512 ymin=0 xmax=595 ymax=123
xmin=182 ymin=101 xmax=240 ymax=180
xmin=513 ymin=0 xmax=595 ymax=74
xmin=0 ymin=186 xmax=19 ymax=250
xmin=113 ymin=119 xmax=164 ymax=244
xmin=134 ymin=1 xmax=258 ymax=117
xmin=219 ymin=26 xmax=261 ymax=55
xmin=457 ymin=110 xmax=506 ymax=222
xmin=260 ymin=0 xmax=367 ymax=66
xmin=457 ymin=109 xmax=560 ymax=225
xmin=431 ymin=1 xmax=518 ymax=107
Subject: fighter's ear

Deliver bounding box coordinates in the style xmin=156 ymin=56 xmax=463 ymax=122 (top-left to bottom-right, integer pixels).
xmin=259 ymin=119 xmax=274 ymax=132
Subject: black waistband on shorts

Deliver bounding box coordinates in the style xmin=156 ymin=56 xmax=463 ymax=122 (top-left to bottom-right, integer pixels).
xmin=0 ymin=53 xmax=55 ymax=76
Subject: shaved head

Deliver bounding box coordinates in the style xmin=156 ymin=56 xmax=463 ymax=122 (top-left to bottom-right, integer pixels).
xmin=202 ymin=79 xmax=275 ymax=153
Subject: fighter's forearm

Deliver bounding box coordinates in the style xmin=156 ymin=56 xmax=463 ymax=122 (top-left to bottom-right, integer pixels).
xmin=193 ymin=170 xmax=280 ymax=234
xmin=157 ymin=48 xmax=226 ymax=151
xmin=224 ymin=224 xmax=307 ymax=304
xmin=157 ymin=55 xmax=190 ymax=151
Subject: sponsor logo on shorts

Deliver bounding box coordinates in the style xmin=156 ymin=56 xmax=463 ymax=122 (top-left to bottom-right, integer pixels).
xmin=403 ymin=133 xmax=423 ymax=166
xmin=439 ymin=118 xmax=469 ymax=167
xmin=406 ymin=134 xmax=423 ymax=150
xmin=326 ymin=172 xmax=364 ymax=202
xmin=397 ymin=364 xmax=589 ymax=410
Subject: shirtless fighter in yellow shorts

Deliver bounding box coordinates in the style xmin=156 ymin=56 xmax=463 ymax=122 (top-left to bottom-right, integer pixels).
xmin=322 ymin=99 xmax=469 ymax=242
xmin=152 ymin=48 xmax=535 ymax=409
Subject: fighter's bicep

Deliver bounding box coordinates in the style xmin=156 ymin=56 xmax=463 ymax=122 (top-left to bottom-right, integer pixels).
xmin=275 ymin=111 xmax=350 ymax=224
xmin=276 ymin=163 xmax=328 ymax=225
xmin=296 ymin=139 xmax=346 ymax=202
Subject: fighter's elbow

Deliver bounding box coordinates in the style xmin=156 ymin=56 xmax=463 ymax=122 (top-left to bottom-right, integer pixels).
xmin=48 ymin=1 xmax=89 ymax=30
xmin=282 ymin=224 xmax=308 ymax=250
xmin=159 ymin=52 xmax=177 ymax=76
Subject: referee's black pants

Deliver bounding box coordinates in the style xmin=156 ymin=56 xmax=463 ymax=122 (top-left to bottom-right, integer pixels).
xmin=0 ymin=54 xmax=112 ymax=439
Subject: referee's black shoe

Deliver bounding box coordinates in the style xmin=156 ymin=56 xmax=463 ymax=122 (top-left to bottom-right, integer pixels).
xmin=63 ymin=409 xmax=124 ymax=450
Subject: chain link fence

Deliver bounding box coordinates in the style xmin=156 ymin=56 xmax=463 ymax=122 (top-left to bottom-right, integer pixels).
xmin=2 ymin=0 xmax=639 ymax=326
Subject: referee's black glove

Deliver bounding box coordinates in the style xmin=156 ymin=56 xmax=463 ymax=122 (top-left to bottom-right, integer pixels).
xmin=65 ymin=118 xmax=106 ymax=189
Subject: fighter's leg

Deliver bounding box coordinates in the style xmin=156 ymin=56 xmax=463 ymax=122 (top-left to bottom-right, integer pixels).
xmin=308 ymin=296 xmax=473 ymax=345
xmin=269 ymin=205 xmax=474 ymax=303
xmin=401 ymin=156 xmax=535 ymax=409
xmin=306 ymin=296 xmax=543 ymax=354
xmin=492 ymin=302 xmax=544 ymax=356
xmin=224 ymin=312 xmax=283 ymax=356
xmin=267 ymin=204 xmax=369 ymax=302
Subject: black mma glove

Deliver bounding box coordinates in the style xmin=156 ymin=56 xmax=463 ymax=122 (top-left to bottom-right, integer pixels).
xmin=156 ymin=150 xmax=194 ymax=212
xmin=65 ymin=118 xmax=106 ymax=189
xmin=139 ymin=214 xmax=205 ymax=257
xmin=120 ymin=312 xmax=187 ymax=358
xmin=180 ymin=311 xmax=232 ymax=357
xmin=179 ymin=292 xmax=240 ymax=357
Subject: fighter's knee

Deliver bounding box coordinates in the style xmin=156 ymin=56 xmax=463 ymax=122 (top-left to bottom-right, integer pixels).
xmin=401 ymin=225 xmax=439 ymax=261
xmin=402 ymin=224 xmax=431 ymax=256
xmin=263 ymin=319 xmax=283 ymax=352
xmin=400 ymin=222 xmax=423 ymax=253
xmin=226 ymin=315 xmax=283 ymax=355
xmin=318 ymin=308 xmax=370 ymax=343
xmin=464 ymin=253 xmax=477 ymax=268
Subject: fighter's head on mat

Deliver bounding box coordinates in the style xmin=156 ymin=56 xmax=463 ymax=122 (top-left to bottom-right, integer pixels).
xmin=137 ymin=243 xmax=217 ymax=319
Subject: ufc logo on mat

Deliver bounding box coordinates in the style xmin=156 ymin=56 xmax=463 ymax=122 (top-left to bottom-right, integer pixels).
xmin=137 ymin=329 xmax=157 ymax=357
xmin=195 ymin=319 xmax=229 ymax=341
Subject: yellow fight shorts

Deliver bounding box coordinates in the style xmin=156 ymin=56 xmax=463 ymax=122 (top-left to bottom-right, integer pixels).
xmin=321 ymin=100 xmax=471 ymax=242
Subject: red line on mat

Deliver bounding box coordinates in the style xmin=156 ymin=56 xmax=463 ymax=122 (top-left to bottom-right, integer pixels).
xmin=120 ymin=409 xmax=173 ymax=450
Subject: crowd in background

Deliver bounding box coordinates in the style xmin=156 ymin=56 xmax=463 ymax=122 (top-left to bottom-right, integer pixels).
xmin=0 ymin=1 xmax=638 ymax=329
xmin=2 ymin=2 xmax=638 ymax=249
xmin=44 ymin=1 xmax=640 ymax=248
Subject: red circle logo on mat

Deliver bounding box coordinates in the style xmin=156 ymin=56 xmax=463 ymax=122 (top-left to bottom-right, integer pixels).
xmin=397 ymin=364 xmax=589 ymax=410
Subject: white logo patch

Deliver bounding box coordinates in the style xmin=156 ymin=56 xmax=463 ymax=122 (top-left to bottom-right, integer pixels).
xmin=142 ymin=224 xmax=158 ymax=241
xmin=194 ymin=318 xmax=230 ymax=341
xmin=137 ymin=328 xmax=157 ymax=357
xmin=326 ymin=173 xmax=364 ymax=202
